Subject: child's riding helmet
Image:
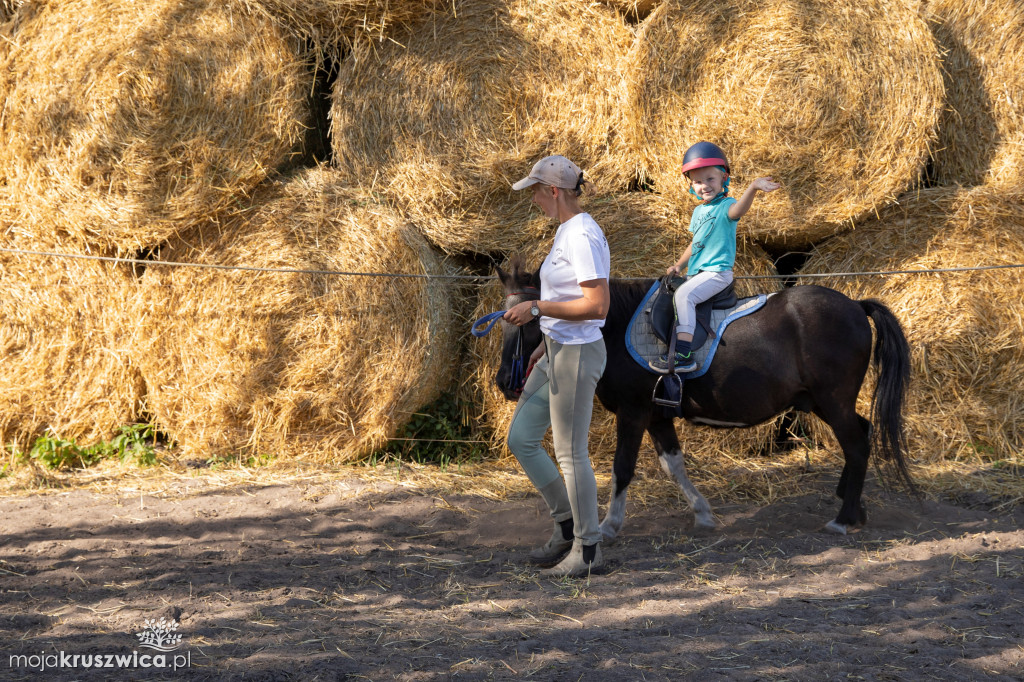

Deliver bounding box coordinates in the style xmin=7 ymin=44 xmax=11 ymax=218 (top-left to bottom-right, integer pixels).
xmin=681 ymin=141 xmax=729 ymax=177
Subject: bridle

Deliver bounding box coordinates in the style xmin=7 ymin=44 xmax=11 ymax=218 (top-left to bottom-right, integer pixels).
xmin=470 ymin=285 xmax=540 ymax=395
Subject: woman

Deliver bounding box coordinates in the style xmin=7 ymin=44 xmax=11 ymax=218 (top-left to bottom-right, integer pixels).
xmin=504 ymin=155 xmax=611 ymax=577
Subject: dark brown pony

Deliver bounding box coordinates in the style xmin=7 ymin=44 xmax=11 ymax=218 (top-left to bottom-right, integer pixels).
xmin=494 ymin=256 xmax=916 ymax=539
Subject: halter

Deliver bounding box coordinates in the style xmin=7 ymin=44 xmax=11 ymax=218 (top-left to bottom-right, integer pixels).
xmin=470 ymin=286 xmax=540 ymax=395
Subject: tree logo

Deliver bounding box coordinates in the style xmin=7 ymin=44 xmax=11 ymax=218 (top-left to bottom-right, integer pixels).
xmin=135 ymin=618 xmax=183 ymax=652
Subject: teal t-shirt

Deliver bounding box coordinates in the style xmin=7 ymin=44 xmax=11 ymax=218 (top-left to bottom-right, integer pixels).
xmin=687 ymin=194 xmax=737 ymax=276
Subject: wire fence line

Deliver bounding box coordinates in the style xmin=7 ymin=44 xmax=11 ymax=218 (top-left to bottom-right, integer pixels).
xmin=2 ymin=245 xmax=1024 ymax=282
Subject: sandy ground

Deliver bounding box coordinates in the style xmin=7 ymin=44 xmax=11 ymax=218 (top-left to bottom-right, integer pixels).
xmin=2 ymin=468 xmax=1023 ymax=681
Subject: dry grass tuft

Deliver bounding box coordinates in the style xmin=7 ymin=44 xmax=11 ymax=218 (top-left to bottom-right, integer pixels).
xmin=330 ymin=0 xmax=636 ymax=254
xmin=0 ymin=230 xmax=144 ymax=450
xmin=625 ymin=0 xmax=944 ymax=248
xmin=0 ymin=0 xmax=310 ymax=253
xmin=462 ymin=192 xmax=785 ymax=465
xmin=925 ymin=0 xmax=1024 ymax=188
xmin=127 ymin=167 xmax=463 ymax=462
xmin=800 ymin=185 xmax=1024 ymax=463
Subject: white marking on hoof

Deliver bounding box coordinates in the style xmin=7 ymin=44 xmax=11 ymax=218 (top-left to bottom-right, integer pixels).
xmin=659 ymin=451 xmax=715 ymax=529
xmin=600 ymin=485 xmax=627 ymax=543
xmin=825 ymin=520 xmax=848 ymax=535
xmin=694 ymin=512 xmax=717 ymax=530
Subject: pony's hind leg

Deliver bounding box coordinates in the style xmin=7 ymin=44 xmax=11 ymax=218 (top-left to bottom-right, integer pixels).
xmin=820 ymin=411 xmax=872 ymax=534
xmin=647 ymin=418 xmax=715 ymax=529
xmin=599 ymin=412 xmax=647 ymax=543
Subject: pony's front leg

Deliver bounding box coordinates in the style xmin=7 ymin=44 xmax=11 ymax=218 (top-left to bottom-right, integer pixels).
xmin=599 ymin=412 xmax=646 ymax=543
xmin=647 ymin=418 xmax=715 ymax=529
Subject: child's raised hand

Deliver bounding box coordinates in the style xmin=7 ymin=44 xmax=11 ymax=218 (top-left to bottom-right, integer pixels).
xmin=666 ymin=264 xmax=680 ymax=276
xmin=751 ymin=177 xmax=781 ymax=193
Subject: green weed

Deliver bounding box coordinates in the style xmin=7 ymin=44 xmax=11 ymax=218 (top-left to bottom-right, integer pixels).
xmin=24 ymin=424 xmax=162 ymax=470
xmin=367 ymin=392 xmax=489 ymax=469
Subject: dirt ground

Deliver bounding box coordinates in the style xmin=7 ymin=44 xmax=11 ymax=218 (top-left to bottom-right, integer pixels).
xmin=2 ymin=466 xmax=1023 ymax=681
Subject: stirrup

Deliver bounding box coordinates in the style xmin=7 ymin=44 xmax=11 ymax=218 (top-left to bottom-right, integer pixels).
xmin=652 ymin=373 xmax=683 ymax=408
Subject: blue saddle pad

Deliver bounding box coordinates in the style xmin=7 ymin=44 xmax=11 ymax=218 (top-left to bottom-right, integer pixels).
xmin=626 ymin=281 xmax=770 ymax=378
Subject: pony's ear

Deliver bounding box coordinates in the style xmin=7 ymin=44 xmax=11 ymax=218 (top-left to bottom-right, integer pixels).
xmin=496 ymin=265 xmax=510 ymax=288
xmin=530 ymin=269 xmax=541 ymax=288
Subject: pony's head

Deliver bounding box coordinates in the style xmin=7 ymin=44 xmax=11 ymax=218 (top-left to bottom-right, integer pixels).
xmin=494 ymin=255 xmax=542 ymax=400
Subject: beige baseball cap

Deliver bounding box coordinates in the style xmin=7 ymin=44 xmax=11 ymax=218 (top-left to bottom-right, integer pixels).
xmin=511 ymin=155 xmax=583 ymax=191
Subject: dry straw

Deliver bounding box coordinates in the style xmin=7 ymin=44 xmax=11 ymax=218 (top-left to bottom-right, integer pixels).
xmin=237 ymin=0 xmax=436 ymax=46
xmin=0 ymin=229 xmax=144 ymax=451
xmin=462 ymin=192 xmax=785 ymax=475
xmin=625 ymin=0 xmax=944 ymax=249
xmin=330 ymin=0 xmax=636 ymax=254
xmin=0 ymin=0 xmax=310 ymax=254
xmin=0 ymin=0 xmax=20 ymax=23
xmin=925 ymin=0 xmax=1024 ymax=188
xmin=799 ymin=185 xmax=1024 ymax=463
xmin=598 ymin=0 xmax=658 ymax=21
xmin=128 ymin=167 xmax=462 ymax=462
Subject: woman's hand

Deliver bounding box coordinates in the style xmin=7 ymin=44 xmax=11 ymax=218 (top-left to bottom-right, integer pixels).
xmin=503 ymin=300 xmax=537 ymax=326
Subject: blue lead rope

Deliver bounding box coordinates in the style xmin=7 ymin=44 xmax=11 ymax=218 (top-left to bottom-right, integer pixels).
xmin=470 ymin=310 xmax=507 ymax=338
xmin=470 ymin=309 xmax=530 ymax=394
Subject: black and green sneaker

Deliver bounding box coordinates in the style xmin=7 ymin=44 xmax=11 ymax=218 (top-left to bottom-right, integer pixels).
xmin=649 ymin=351 xmax=697 ymax=374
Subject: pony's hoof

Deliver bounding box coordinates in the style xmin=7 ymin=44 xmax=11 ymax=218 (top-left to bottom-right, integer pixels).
xmin=693 ymin=514 xmax=717 ymax=531
xmin=599 ymin=524 xmax=619 ymax=545
xmin=824 ymin=520 xmax=848 ymax=535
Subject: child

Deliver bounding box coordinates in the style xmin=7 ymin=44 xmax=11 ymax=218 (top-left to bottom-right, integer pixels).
xmin=651 ymin=141 xmax=780 ymax=374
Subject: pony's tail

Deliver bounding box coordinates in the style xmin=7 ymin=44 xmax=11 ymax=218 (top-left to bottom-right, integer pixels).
xmin=860 ymin=298 xmax=918 ymax=497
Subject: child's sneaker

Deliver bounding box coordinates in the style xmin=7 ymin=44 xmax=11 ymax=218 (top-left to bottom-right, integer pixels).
xmin=649 ymin=351 xmax=697 ymax=374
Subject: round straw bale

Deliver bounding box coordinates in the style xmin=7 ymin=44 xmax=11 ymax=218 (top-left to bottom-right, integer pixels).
xmin=0 ymin=236 xmax=144 ymax=450
xmin=0 ymin=0 xmax=311 ymax=253
xmin=925 ymin=0 xmax=1024 ymax=188
xmin=799 ymin=185 xmax=1024 ymax=462
xmin=625 ymin=0 xmax=944 ymax=249
xmin=128 ymin=168 xmax=460 ymax=461
xmin=462 ymin=192 xmax=784 ymax=471
xmin=330 ymin=0 xmax=635 ymax=254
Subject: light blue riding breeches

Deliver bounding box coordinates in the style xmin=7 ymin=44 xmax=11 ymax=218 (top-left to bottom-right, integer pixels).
xmin=506 ymin=336 xmax=607 ymax=546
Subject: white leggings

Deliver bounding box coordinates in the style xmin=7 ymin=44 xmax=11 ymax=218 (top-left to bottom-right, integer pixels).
xmin=673 ymin=270 xmax=734 ymax=336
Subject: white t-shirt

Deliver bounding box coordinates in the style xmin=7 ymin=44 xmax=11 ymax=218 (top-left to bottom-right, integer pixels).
xmin=539 ymin=212 xmax=611 ymax=344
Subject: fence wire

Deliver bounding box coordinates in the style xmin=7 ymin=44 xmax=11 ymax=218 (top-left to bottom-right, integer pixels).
xmin=3 ymin=246 xmax=1024 ymax=281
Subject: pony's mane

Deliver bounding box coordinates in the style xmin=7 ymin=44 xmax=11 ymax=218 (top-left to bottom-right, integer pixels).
xmin=608 ymin=277 xmax=654 ymax=329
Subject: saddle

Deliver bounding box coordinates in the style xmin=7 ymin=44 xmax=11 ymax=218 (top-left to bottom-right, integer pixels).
xmin=648 ymin=275 xmax=738 ymax=351
xmin=624 ymin=276 xmax=770 ymax=416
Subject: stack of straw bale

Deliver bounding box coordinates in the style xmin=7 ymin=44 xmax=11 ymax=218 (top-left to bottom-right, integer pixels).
xmin=625 ymin=0 xmax=944 ymax=248
xmin=0 ymin=0 xmax=311 ymax=254
xmin=0 ymin=234 xmax=144 ymax=450
xmin=330 ymin=0 xmax=636 ymax=254
xmin=925 ymin=0 xmax=1024 ymax=188
xmin=800 ymin=185 xmax=1024 ymax=462
xmin=464 ymin=192 xmax=785 ymax=468
xmin=127 ymin=168 xmax=462 ymax=461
